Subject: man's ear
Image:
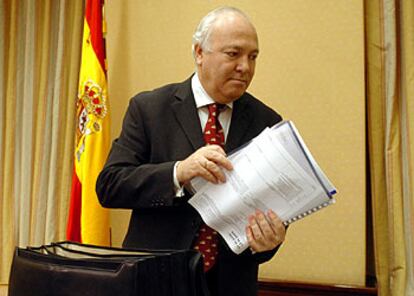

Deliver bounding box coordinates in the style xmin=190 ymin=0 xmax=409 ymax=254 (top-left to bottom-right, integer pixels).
xmin=194 ymin=44 xmax=203 ymax=66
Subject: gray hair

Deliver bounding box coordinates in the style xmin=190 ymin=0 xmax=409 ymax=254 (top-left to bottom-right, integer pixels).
xmin=191 ymin=7 xmax=253 ymax=58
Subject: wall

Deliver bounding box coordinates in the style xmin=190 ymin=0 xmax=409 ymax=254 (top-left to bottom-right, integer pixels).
xmin=105 ymin=0 xmax=365 ymax=286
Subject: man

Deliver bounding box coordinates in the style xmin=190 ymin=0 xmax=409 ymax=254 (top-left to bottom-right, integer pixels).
xmin=96 ymin=7 xmax=286 ymax=296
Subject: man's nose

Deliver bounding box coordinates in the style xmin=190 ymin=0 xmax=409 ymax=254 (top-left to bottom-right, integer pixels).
xmin=235 ymin=55 xmax=252 ymax=73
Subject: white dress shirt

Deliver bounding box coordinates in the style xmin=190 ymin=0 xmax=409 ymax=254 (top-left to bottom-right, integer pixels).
xmin=173 ymin=73 xmax=233 ymax=195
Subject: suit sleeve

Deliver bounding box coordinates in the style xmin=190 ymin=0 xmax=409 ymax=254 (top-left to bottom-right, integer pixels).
xmin=96 ymin=97 xmax=176 ymax=209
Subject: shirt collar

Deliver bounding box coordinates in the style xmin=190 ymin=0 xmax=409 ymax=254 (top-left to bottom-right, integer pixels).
xmin=191 ymin=73 xmax=233 ymax=109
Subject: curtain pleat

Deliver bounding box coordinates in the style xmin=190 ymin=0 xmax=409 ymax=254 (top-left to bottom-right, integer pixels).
xmin=56 ymin=0 xmax=83 ymax=238
xmin=366 ymin=0 xmax=414 ymax=295
xmin=1 ymin=0 xmax=18 ymax=284
xmin=400 ymin=0 xmax=414 ymax=294
xmin=45 ymin=0 xmax=64 ymax=243
xmin=30 ymin=0 xmax=51 ymax=246
xmin=18 ymin=0 xmax=36 ymax=247
xmin=0 ymin=0 xmax=83 ymax=284
xmin=382 ymin=2 xmax=406 ymax=296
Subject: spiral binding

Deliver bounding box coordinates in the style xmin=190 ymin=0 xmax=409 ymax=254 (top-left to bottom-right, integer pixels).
xmin=282 ymin=198 xmax=336 ymax=226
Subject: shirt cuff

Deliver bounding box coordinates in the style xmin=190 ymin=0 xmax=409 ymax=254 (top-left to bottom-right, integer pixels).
xmin=173 ymin=161 xmax=185 ymax=197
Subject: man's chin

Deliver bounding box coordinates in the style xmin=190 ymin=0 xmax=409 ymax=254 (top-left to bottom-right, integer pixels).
xmin=230 ymin=86 xmax=248 ymax=97
xmin=219 ymin=89 xmax=246 ymax=103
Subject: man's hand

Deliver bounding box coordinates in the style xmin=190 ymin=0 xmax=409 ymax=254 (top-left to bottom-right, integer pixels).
xmin=176 ymin=144 xmax=233 ymax=185
xmin=246 ymin=209 xmax=286 ymax=253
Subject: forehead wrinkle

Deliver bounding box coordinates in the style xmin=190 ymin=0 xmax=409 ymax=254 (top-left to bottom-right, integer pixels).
xmin=222 ymin=45 xmax=259 ymax=52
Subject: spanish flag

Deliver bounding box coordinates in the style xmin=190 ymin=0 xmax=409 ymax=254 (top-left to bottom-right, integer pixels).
xmin=67 ymin=0 xmax=110 ymax=245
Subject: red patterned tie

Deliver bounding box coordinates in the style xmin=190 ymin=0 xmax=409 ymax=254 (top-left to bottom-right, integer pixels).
xmin=194 ymin=103 xmax=225 ymax=272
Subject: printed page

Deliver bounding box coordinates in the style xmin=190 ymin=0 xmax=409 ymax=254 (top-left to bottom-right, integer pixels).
xmin=266 ymin=122 xmax=336 ymax=219
xmin=188 ymin=122 xmax=334 ymax=254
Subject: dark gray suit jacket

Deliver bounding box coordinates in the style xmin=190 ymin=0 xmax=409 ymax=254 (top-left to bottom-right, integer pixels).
xmin=96 ymin=77 xmax=283 ymax=296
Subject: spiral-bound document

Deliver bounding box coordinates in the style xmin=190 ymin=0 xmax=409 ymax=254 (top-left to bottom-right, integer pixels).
xmin=188 ymin=120 xmax=337 ymax=254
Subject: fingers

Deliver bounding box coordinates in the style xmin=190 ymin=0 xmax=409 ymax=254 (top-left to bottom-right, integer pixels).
xmin=267 ymin=210 xmax=286 ymax=239
xmin=203 ymin=146 xmax=233 ymax=172
xmin=246 ymin=209 xmax=286 ymax=253
xmin=176 ymin=145 xmax=233 ymax=185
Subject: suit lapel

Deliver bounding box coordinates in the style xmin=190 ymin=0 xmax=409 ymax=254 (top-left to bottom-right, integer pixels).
xmin=171 ymin=78 xmax=254 ymax=152
xmin=225 ymin=94 xmax=253 ymax=152
xmin=171 ymin=78 xmax=205 ymax=150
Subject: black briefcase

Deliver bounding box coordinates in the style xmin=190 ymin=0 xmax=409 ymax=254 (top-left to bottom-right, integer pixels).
xmin=8 ymin=241 xmax=209 ymax=296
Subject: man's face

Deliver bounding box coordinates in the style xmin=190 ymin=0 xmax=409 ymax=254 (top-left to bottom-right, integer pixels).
xmin=195 ymin=14 xmax=259 ymax=104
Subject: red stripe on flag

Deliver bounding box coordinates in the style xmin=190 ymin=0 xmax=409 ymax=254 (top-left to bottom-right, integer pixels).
xmin=85 ymin=0 xmax=106 ymax=72
xmin=67 ymin=169 xmax=82 ymax=242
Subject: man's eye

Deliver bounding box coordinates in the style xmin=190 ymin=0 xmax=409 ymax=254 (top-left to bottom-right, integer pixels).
xmin=249 ymin=54 xmax=258 ymax=61
xmin=226 ymin=52 xmax=238 ymax=57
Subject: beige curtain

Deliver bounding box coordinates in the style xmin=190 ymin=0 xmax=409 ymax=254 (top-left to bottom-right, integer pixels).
xmin=0 ymin=0 xmax=84 ymax=284
xmin=365 ymin=0 xmax=414 ymax=295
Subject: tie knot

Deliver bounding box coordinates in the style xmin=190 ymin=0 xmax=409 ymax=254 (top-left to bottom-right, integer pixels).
xmin=208 ymin=103 xmax=226 ymax=117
